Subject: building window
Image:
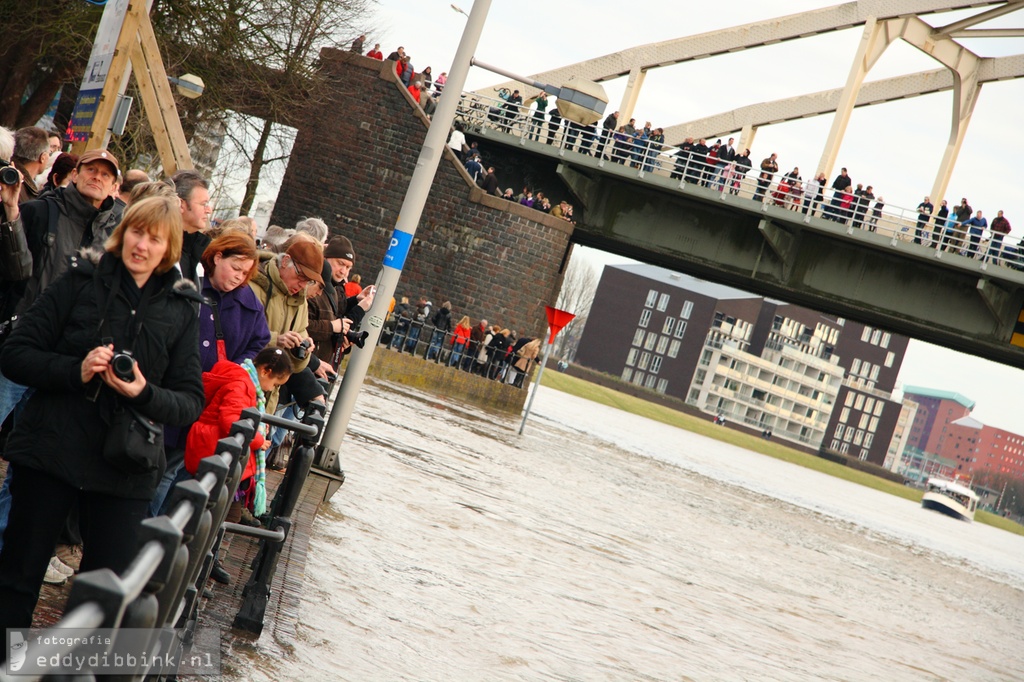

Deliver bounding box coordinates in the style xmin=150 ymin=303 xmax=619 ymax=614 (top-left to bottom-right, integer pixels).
xmin=861 ymin=326 xmax=872 ymax=342
xmin=632 ymin=372 xmax=645 ymax=386
xmin=858 ymin=413 xmax=869 ymax=429
xmin=650 ymin=356 xmax=663 ymax=374
xmin=644 ymin=332 xmax=658 ymax=350
xmin=870 ymin=365 xmax=880 ymax=381
xmin=662 ymin=317 xmax=676 ymax=335
xmin=644 ymin=374 xmax=658 ymax=389
xmin=638 ymin=352 xmax=651 ymax=370
xmin=674 ymin=321 xmax=687 ymax=339
xmin=639 ymin=309 xmax=651 ymax=328
xmin=839 ymin=442 xmax=850 ymax=454
xmin=840 ymin=408 xmax=850 ymax=423
xmin=869 ymin=417 xmax=879 ymax=433
xmin=851 ymin=358 xmax=861 ymax=375
xmin=626 ymin=348 xmax=638 ymax=366
xmin=835 ymin=424 xmax=844 ymax=438
xmin=657 ymin=293 xmax=670 ymax=312
xmin=864 ymin=397 xmax=875 ymax=414
xmin=881 ymin=332 xmax=891 ymax=348
xmin=633 ymin=329 xmax=645 ymax=346
xmin=621 ymin=367 xmax=633 ymax=382
xmin=871 ymin=329 xmax=882 ymax=345
xmin=656 ymin=378 xmax=668 ymax=394
xmin=845 ymin=392 xmax=855 ymax=407
xmin=864 ymin=433 xmax=874 ymax=448
xmin=845 ymin=425 xmax=856 ymax=441
xmin=884 ymin=351 xmax=895 ymax=368
xmin=656 ymin=336 xmax=669 ymax=354
xmin=854 ymin=394 xmax=865 ymax=410
xmin=681 ymin=301 xmax=693 ymax=319
xmin=873 ymin=402 xmax=884 ymax=416
xmin=854 ymin=430 xmax=864 ymax=446
xmin=645 ymin=289 xmax=658 ymax=307
xmin=669 ymin=340 xmax=682 ymax=358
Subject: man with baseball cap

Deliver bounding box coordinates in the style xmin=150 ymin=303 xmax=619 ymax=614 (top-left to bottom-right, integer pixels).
xmin=0 ymin=147 xmax=122 ymax=576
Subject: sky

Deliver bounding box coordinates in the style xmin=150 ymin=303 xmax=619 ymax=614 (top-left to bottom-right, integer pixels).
xmin=365 ymin=0 xmax=1024 ymax=431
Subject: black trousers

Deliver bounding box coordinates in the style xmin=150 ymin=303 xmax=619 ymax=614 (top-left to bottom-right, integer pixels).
xmin=0 ymin=464 xmax=148 ymax=630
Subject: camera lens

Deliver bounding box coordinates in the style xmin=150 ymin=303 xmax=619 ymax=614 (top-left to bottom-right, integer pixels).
xmin=0 ymin=165 xmax=19 ymax=186
xmin=111 ymin=352 xmax=135 ymax=382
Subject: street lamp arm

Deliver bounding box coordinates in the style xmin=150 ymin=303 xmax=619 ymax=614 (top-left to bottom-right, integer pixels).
xmin=470 ymin=58 xmax=560 ymax=97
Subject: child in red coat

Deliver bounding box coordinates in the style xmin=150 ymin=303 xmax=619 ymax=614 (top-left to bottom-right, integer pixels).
xmin=185 ymin=348 xmax=292 ymax=516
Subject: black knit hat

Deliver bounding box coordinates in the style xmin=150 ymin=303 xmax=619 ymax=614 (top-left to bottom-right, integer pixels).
xmin=324 ymin=235 xmax=355 ymax=261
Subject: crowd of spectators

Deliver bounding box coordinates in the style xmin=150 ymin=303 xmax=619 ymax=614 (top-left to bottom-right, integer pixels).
xmin=0 ymin=124 xmax=378 ymax=630
xmin=452 ymin=89 xmax=1014 ymax=264
xmin=382 ymin=296 xmax=541 ymax=388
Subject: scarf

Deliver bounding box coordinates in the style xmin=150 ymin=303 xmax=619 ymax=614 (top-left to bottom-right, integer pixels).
xmin=242 ymin=358 xmax=270 ymax=516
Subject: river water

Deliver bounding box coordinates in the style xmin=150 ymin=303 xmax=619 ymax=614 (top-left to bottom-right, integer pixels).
xmin=231 ymin=382 xmax=1024 ymax=681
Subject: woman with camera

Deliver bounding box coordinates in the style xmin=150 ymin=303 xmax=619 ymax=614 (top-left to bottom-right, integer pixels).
xmin=0 ymin=195 xmax=205 ymax=629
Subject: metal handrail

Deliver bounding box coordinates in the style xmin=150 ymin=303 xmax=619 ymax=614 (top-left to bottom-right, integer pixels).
xmin=453 ymin=91 xmax=1019 ymax=269
xmin=3 ymin=407 xmax=324 ymax=682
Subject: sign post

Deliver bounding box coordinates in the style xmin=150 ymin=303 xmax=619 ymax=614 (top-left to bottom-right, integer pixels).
xmin=518 ymin=306 xmax=575 ymax=435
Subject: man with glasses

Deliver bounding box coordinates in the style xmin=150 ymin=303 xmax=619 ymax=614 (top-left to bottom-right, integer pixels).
xmin=250 ymin=235 xmax=327 ymax=470
xmin=171 ymin=169 xmax=213 ymax=284
xmin=11 ymin=127 xmax=50 ymax=204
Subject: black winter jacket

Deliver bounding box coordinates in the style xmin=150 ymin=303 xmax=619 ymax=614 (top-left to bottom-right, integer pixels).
xmin=0 ymin=250 xmax=205 ymax=499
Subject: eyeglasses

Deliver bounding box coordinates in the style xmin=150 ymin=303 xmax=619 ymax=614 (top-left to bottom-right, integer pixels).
xmin=291 ymin=261 xmax=316 ymax=287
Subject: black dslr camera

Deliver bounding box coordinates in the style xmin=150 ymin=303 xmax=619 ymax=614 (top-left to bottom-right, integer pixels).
xmin=0 ymin=159 xmax=20 ymax=186
xmin=344 ymin=329 xmax=369 ymax=349
xmin=291 ymin=338 xmax=312 ymax=360
xmin=111 ymin=350 xmax=136 ymax=382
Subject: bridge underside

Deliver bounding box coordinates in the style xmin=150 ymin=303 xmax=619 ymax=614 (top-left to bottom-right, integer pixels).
xmin=471 ymin=128 xmax=1024 ymax=369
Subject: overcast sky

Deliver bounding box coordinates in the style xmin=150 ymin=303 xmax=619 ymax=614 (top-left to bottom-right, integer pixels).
xmin=369 ymin=0 xmax=1024 ymax=431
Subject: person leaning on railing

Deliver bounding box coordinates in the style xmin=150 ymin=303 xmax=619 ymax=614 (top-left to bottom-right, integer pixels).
xmin=0 ymin=195 xmax=205 ymax=630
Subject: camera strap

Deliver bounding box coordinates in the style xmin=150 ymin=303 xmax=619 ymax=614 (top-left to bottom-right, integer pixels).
xmin=207 ymin=296 xmax=228 ymax=362
xmin=94 ymin=264 xmax=155 ymax=353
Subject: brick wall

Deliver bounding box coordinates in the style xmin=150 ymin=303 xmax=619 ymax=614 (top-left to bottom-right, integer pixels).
xmin=271 ymin=48 xmax=574 ymax=336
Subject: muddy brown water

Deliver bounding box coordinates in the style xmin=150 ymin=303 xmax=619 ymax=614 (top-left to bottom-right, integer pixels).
xmin=228 ymin=383 xmax=1024 ymax=681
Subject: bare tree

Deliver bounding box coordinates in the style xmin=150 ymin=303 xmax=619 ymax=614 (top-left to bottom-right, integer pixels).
xmin=553 ymin=257 xmax=599 ymax=361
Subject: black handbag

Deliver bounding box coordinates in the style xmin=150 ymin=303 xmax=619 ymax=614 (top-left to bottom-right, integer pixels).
xmin=103 ymin=404 xmax=164 ymax=474
xmin=0 ymin=216 xmax=32 ymax=281
xmin=94 ymin=270 xmax=164 ymax=474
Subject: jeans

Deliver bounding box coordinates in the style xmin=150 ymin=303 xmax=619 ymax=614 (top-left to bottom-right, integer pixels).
xmin=0 ymin=469 xmax=11 ymax=554
xmin=426 ymin=330 xmax=445 ymax=360
xmin=449 ymin=341 xmax=467 ymax=367
xmin=405 ymin=325 xmax=423 ymax=354
xmin=0 ymin=372 xmax=29 ymax=427
xmin=148 ymin=447 xmax=186 ymax=518
xmin=0 ymin=377 xmax=34 ymax=554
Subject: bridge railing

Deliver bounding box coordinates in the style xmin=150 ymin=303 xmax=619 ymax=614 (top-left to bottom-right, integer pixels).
xmin=1 ymin=407 xmax=324 ymax=681
xmin=454 ymin=91 xmax=1020 ymax=270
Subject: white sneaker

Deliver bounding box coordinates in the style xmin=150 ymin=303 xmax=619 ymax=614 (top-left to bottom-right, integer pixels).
xmin=43 ymin=562 xmax=68 ymax=586
xmin=49 ymin=555 xmax=74 ymax=577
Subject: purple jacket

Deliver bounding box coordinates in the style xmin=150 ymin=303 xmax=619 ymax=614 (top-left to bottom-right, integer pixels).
xmin=199 ymin=278 xmax=271 ymax=372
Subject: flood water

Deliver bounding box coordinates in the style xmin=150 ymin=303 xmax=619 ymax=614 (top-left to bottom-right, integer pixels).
xmin=231 ymin=382 xmax=1024 ymax=681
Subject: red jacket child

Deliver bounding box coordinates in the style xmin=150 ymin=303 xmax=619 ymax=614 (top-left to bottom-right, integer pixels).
xmin=185 ymin=360 xmax=266 ymax=480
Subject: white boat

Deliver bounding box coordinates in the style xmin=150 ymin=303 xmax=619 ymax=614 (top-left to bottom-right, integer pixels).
xmin=921 ymin=477 xmax=979 ymax=522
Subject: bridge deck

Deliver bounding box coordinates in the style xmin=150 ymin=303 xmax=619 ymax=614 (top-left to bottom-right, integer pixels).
xmin=455 ymin=93 xmax=1024 ymax=368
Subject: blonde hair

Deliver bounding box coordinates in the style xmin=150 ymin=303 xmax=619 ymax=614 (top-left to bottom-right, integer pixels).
xmin=127 ymin=180 xmax=178 ymax=206
xmin=105 ymin=196 xmax=183 ymax=274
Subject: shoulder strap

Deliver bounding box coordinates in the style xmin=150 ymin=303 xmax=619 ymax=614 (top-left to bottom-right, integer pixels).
xmin=207 ymin=296 xmax=228 ymax=362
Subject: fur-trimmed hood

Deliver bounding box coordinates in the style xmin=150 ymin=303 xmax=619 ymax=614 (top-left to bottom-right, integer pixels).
xmin=71 ymin=246 xmax=202 ymax=302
